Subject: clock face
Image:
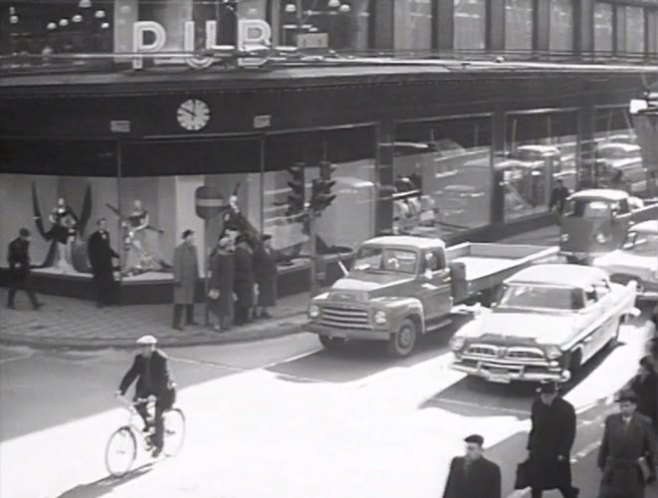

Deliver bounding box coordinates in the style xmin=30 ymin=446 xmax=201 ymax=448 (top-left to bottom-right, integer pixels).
xmin=177 ymin=99 xmax=210 ymax=131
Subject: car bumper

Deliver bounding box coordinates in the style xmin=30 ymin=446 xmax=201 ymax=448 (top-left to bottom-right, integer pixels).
xmin=451 ymin=358 xmax=571 ymax=384
xmin=302 ymin=322 xmax=392 ymax=341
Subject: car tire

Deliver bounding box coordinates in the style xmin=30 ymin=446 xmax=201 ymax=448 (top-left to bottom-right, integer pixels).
xmin=568 ymin=349 xmax=582 ymax=376
xmin=387 ymin=319 xmax=417 ymax=358
xmin=319 ymin=335 xmax=346 ymax=351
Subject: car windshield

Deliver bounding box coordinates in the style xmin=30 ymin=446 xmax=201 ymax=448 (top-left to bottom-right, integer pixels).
xmin=624 ymin=233 xmax=658 ymax=255
xmin=565 ymin=199 xmax=614 ymax=218
xmin=498 ymin=284 xmax=584 ymax=310
xmin=353 ymin=246 xmax=418 ymax=275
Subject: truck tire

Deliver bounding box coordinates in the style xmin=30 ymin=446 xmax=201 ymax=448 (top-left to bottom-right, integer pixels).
xmin=319 ymin=335 xmax=346 ymax=351
xmin=387 ymin=319 xmax=417 ymax=358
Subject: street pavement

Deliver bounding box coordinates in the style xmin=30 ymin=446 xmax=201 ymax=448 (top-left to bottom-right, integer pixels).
xmin=1 ymin=303 xmax=656 ymax=498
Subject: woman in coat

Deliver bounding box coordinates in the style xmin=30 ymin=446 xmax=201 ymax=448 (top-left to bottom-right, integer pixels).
xmin=208 ymin=236 xmax=235 ymax=332
xmin=172 ymin=229 xmax=199 ymax=331
xmin=233 ymin=234 xmax=255 ymax=326
xmin=253 ymin=234 xmax=277 ymax=319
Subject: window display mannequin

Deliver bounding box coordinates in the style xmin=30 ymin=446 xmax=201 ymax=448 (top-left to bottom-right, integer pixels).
xmin=122 ymin=200 xmax=168 ymax=276
xmin=220 ymin=193 xmax=258 ymax=246
xmin=49 ymin=197 xmax=78 ymax=272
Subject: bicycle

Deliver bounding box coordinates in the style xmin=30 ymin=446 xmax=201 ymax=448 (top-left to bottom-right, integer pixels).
xmin=105 ymin=396 xmax=186 ymax=477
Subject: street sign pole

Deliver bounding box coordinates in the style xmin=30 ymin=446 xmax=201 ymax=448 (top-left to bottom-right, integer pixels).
xmin=309 ymin=207 xmax=318 ymax=297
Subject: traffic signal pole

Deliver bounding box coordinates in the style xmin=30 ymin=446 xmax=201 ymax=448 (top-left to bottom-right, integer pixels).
xmin=308 ymin=206 xmax=319 ymax=297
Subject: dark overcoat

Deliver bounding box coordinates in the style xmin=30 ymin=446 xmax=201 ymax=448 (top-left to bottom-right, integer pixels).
xmin=7 ymin=237 xmax=31 ymax=282
xmin=598 ymin=413 xmax=657 ymax=498
xmin=234 ymin=243 xmax=255 ymax=308
xmin=173 ymin=242 xmax=199 ymax=305
xmin=628 ymin=373 xmax=658 ymax=432
xmin=527 ymin=397 xmax=576 ymax=490
xmin=87 ymin=230 xmax=119 ymax=274
xmin=209 ymin=250 xmax=235 ymax=317
xmin=443 ymin=456 xmax=501 ymax=498
xmin=118 ymin=350 xmax=176 ymax=399
xmin=254 ymin=244 xmax=277 ymax=307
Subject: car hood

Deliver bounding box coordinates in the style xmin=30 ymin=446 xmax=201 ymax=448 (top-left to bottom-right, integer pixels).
xmin=461 ymin=311 xmax=576 ymax=346
xmin=327 ymin=273 xmax=415 ymax=302
xmin=594 ymin=251 xmax=657 ymax=276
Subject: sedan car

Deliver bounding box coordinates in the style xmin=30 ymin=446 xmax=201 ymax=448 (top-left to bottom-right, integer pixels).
xmin=592 ymin=220 xmax=658 ymax=301
xmin=450 ymin=264 xmax=637 ymax=384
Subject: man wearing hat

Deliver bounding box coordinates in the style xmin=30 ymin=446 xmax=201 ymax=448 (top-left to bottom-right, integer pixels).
xmin=527 ymin=381 xmax=579 ymax=498
xmin=116 ymin=335 xmax=176 ymax=458
xmin=626 ymin=357 xmax=658 ymax=433
xmin=172 ymin=229 xmax=200 ymax=331
xmin=208 ymin=235 xmax=235 ymax=331
xmin=598 ymin=389 xmax=656 ymax=498
xmin=7 ymin=228 xmax=43 ymax=310
xmin=443 ymin=434 xmax=501 ymax=498
xmin=253 ymin=233 xmax=277 ymax=319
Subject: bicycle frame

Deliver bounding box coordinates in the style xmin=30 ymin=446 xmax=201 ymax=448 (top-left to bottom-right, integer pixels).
xmin=117 ymin=397 xmax=156 ymax=449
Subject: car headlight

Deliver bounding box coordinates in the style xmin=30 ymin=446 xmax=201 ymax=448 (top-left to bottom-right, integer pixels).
xmin=595 ymin=232 xmax=610 ymax=244
xmin=374 ymin=310 xmax=387 ymax=325
xmin=450 ymin=335 xmax=466 ymax=352
xmin=308 ymin=304 xmax=320 ymax=319
xmin=560 ymin=233 xmax=569 ymax=242
xmin=545 ymin=345 xmax=562 ymax=360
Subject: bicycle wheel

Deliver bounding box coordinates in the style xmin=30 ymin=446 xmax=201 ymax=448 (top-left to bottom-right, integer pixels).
xmin=105 ymin=426 xmax=137 ymax=477
xmin=162 ymin=408 xmax=186 ymax=457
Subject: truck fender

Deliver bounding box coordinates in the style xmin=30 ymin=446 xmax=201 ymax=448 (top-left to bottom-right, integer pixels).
xmin=384 ymin=297 xmax=426 ymax=335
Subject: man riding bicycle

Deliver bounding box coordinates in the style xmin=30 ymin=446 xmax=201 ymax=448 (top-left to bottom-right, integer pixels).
xmin=116 ymin=335 xmax=176 ymax=458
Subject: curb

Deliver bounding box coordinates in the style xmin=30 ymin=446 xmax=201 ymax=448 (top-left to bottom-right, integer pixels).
xmin=0 ymin=315 xmax=307 ymax=351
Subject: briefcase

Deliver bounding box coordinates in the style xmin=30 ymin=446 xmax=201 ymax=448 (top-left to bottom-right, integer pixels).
xmin=515 ymin=460 xmax=533 ymax=489
xmin=638 ymin=457 xmax=654 ymax=484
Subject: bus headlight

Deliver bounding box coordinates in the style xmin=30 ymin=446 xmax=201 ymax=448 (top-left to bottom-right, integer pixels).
xmin=374 ymin=310 xmax=387 ymax=325
xmin=308 ymin=304 xmax=320 ymax=319
xmin=545 ymin=345 xmax=562 ymax=360
xmin=595 ymin=232 xmax=610 ymax=244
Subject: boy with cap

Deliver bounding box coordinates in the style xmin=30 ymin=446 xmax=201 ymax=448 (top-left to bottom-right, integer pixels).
xmin=116 ymin=335 xmax=176 ymax=458
xmin=443 ymin=434 xmax=501 ymax=498
xmin=598 ymin=389 xmax=656 ymax=498
xmin=527 ymin=381 xmax=579 ymax=498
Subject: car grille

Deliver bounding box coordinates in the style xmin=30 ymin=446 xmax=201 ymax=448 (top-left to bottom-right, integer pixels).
xmin=319 ymin=305 xmax=370 ymax=330
xmin=465 ymin=344 xmax=545 ymax=361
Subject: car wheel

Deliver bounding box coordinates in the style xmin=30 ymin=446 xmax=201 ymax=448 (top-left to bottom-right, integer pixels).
xmin=319 ymin=335 xmax=346 ymax=351
xmin=387 ymin=319 xmax=417 ymax=358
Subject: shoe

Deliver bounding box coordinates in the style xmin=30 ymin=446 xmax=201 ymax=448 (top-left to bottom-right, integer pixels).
xmin=7 ymin=304 xmax=15 ymax=310
xmin=261 ymin=311 xmax=272 ymax=319
xmin=174 ymin=325 xmax=185 ymax=331
xmin=33 ymin=303 xmax=44 ymax=310
xmin=151 ymin=446 xmax=163 ymax=458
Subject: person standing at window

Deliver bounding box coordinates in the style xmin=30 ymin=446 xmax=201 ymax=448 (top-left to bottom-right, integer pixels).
xmin=208 ymin=236 xmax=235 ymax=332
xmin=172 ymin=230 xmax=199 ymax=331
xmin=233 ymin=234 xmax=255 ymax=326
xmin=253 ymin=234 xmax=277 ymax=319
xmin=550 ymin=179 xmax=571 ymax=216
xmin=87 ymin=218 xmax=120 ymax=307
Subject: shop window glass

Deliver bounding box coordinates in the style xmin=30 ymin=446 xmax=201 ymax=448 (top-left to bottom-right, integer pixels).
xmin=454 ymin=0 xmax=486 ymax=51
xmin=504 ymin=111 xmax=578 ymax=221
xmin=505 ymin=0 xmax=533 ymax=52
xmin=550 ymin=0 xmax=574 ymax=52
xmin=594 ymin=2 xmax=614 ymax=54
xmin=394 ymin=0 xmax=433 ymax=51
xmin=393 ymin=117 xmax=493 ymax=238
xmin=625 ymin=6 xmax=645 ymax=54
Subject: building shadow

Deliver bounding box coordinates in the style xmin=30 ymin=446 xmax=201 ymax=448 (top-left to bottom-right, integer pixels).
xmin=54 ymin=463 xmax=154 ymax=498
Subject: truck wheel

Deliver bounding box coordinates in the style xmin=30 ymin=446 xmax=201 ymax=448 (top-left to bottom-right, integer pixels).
xmin=387 ymin=319 xmax=417 ymax=358
xmin=319 ymin=335 xmax=346 ymax=351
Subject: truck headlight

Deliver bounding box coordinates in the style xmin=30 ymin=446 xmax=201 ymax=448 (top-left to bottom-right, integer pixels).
xmin=308 ymin=304 xmax=320 ymax=319
xmin=374 ymin=310 xmax=387 ymax=325
xmin=545 ymin=345 xmax=562 ymax=360
xmin=450 ymin=336 xmax=466 ymax=352
xmin=595 ymin=232 xmax=609 ymax=244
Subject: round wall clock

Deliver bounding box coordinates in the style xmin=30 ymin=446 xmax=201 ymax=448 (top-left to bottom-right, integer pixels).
xmin=177 ymin=98 xmax=210 ymax=131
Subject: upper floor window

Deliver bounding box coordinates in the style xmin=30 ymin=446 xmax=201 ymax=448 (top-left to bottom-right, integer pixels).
xmin=394 ymin=0 xmax=433 ymax=51
xmin=625 ymin=6 xmax=645 ymax=54
xmin=594 ymin=2 xmax=614 ymax=53
xmin=505 ymin=0 xmax=533 ymax=52
xmin=550 ymin=0 xmax=574 ymax=52
xmin=454 ymin=0 xmax=486 ymax=51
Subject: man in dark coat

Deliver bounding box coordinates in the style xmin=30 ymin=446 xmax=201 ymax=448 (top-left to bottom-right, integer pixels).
xmin=7 ymin=228 xmax=43 ymax=310
xmin=627 ymin=357 xmax=658 ymax=433
xmin=87 ymin=218 xmax=120 ymax=307
xmin=527 ymin=381 xmax=579 ymax=498
xmin=253 ymin=234 xmax=277 ymax=319
xmin=443 ymin=434 xmax=501 ymax=498
xmin=549 ymin=179 xmax=570 ymax=216
xmin=598 ymin=390 xmax=657 ymax=498
xmin=172 ymin=229 xmax=199 ymax=331
xmin=233 ymin=234 xmax=255 ymax=326
xmin=208 ymin=236 xmax=235 ymax=332
xmin=116 ymin=335 xmax=176 ymax=458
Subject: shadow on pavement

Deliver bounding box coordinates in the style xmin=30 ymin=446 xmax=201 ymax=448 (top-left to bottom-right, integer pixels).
xmin=54 ymin=463 xmax=154 ymax=498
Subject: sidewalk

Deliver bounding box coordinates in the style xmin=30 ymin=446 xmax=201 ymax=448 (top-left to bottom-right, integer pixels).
xmin=0 ymin=290 xmax=308 ymax=350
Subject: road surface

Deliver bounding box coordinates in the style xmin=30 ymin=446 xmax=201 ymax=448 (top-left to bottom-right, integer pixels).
xmin=1 ymin=306 xmax=656 ymax=498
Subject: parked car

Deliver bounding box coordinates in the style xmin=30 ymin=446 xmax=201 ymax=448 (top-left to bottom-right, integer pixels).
xmin=592 ymin=220 xmax=658 ymax=301
xmin=595 ymin=142 xmax=646 ymax=194
xmin=450 ymin=264 xmax=638 ymax=384
xmin=559 ymin=189 xmax=658 ymax=263
xmin=303 ymin=235 xmax=556 ymax=357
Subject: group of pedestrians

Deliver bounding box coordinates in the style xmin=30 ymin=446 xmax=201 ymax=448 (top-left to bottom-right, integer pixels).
xmin=172 ymin=229 xmax=278 ymax=332
xmin=444 ymin=370 xmax=658 ymax=498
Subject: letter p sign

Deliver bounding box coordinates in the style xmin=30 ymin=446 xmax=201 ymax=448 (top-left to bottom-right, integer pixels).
xmin=133 ymin=21 xmax=166 ymax=69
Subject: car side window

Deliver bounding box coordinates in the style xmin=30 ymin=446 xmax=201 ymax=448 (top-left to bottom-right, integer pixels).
xmin=423 ymin=249 xmax=444 ymax=273
xmin=618 ymin=199 xmax=630 ymax=214
xmin=584 ymin=287 xmax=598 ymax=307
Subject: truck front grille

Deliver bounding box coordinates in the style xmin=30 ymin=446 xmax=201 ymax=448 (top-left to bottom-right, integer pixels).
xmin=320 ymin=305 xmax=370 ymax=330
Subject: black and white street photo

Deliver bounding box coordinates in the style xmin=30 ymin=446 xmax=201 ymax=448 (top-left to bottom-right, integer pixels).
xmin=1 ymin=1 xmax=658 ymax=497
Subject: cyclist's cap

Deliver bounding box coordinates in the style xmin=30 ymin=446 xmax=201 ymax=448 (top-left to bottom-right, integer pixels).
xmin=136 ymin=335 xmax=157 ymax=345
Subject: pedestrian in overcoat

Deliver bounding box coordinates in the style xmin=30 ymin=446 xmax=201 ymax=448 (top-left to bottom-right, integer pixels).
xmin=7 ymin=228 xmax=43 ymax=310
xmin=527 ymin=382 xmax=579 ymax=498
xmin=208 ymin=236 xmax=235 ymax=332
xmin=627 ymin=357 xmax=658 ymax=433
xmin=172 ymin=229 xmax=199 ymax=331
xmin=87 ymin=218 xmax=120 ymax=307
xmin=443 ymin=434 xmax=501 ymax=498
xmin=598 ymin=390 xmax=657 ymax=498
xmin=253 ymin=233 xmax=277 ymax=319
xmin=233 ymin=234 xmax=255 ymax=326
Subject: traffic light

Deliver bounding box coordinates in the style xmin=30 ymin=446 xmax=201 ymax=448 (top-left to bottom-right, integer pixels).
xmin=310 ymin=161 xmax=336 ymax=214
xmin=286 ymin=163 xmax=305 ymax=217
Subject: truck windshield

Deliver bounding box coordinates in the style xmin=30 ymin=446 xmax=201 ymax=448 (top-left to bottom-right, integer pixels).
xmin=353 ymin=246 xmax=418 ymax=275
xmin=623 ymin=233 xmax=658 ymax=255
xmin=565 ymin=199 xmax=613 ymax=218
xmin=498 ymin=284 xmax=584 ymax=311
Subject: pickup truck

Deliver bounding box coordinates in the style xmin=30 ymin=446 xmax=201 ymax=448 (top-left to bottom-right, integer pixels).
xmin=303 ymin=235 xmax=557 ymax=357
xmin=450 ymin=264 xmax=637 ymax=384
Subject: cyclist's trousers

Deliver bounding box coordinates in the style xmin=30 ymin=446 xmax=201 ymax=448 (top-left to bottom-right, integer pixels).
xmin=134 ymin=389 xmax=176 ymax=450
